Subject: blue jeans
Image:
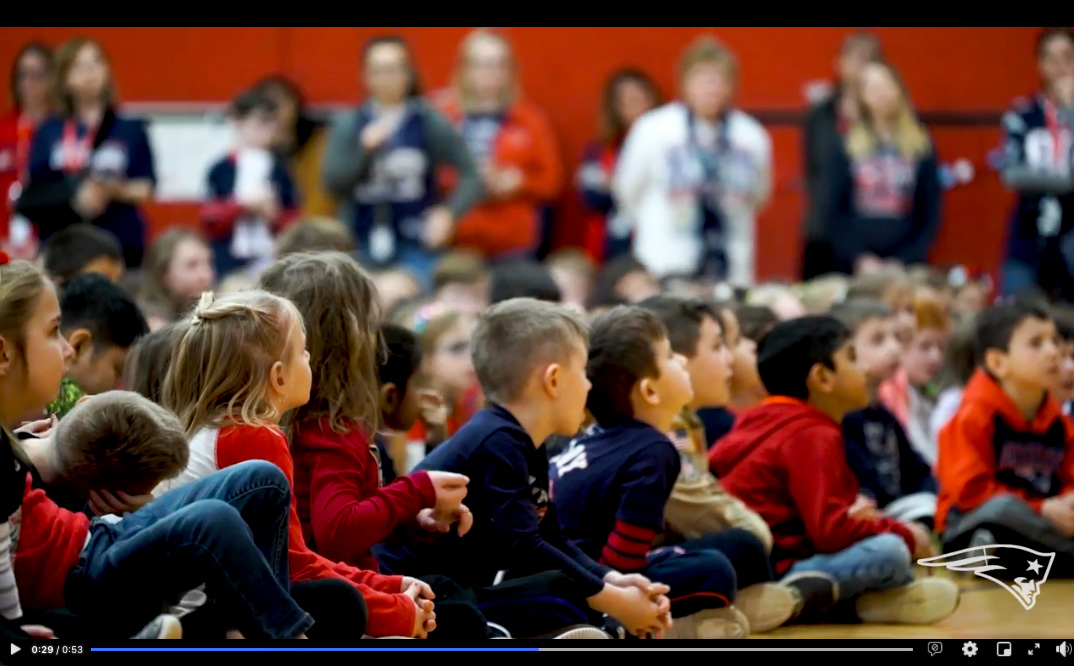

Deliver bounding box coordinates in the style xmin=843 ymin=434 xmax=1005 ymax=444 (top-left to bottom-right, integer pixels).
xmin=65 ymin=460 xmax=313 ymax=639
xmin=785 ymin=533 xmax=914 ymax=600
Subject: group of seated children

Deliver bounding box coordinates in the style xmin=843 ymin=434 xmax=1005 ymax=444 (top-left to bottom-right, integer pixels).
xmin=1 ymin=237 xmax=1073 ymax=642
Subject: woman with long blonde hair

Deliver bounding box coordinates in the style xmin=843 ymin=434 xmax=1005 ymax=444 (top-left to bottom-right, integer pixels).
xmin=436 ymin=29 xmax=563 ymax=259
xmin=821 ymin=60 xmax=941 ymax=275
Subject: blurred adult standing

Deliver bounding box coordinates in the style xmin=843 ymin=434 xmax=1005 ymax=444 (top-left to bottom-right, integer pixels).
xmin=613 ymin=36 xmax=772 ymax=287
xmin=21 ymin=37 xmax=155 ymax=268
xmin=255 ymin=75 xmax=338 ymax=218
xmin=801 ymin=31 xmax=883 ymax=279
xmin=436 ymin=29 xmax=563 ymax=261
xmin=1000 ymin=27 xmax=1074 ymax=300
xmin=819 ymin=60 xmax=941 ymax=275
xmin=322 ymin=35 xmax=482 ymax=287
xmin=577 ymin=68 xmax=661 ymax=262
xmin=0 ymin=42 xmax=52 ymax=257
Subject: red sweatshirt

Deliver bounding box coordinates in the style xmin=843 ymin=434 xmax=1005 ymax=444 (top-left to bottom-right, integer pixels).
xmin=709 ymin=397 xmax=916 ymax=576
xmin=292 ymin=419 xmax=435 ymax=571
xmin=936 ymin=370 xmax=1074 ymax=533
xmin=13 ymin=473 xmax=90 ymax=611
xmin=164 ymin=424 xmax=415 ymax=637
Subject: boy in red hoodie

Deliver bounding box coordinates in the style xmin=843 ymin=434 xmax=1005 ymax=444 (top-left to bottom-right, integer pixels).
xmin=936 ymin=302 xmax=1074 ymax=575
xmin=710 ymin=316 xmax=960 ymax=624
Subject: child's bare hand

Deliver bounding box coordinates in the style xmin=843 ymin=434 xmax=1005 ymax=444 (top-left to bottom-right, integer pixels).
xmin=612 ymin=585 xmax=671 ymax=639
xmin=15 ymin=416 xmax=57 ymax=439
xmin=1043 ymin=496 xmax=1074 ymax=537
xmin=905 ymin=521 xmax=937 ymax=559
xmin=401 ymin=577 xmax=435 ymax=600
xmin=405 ymin=586 xmax=436 ymax=638
xmin=454 ymin=505 xmax=473 ymax=537
xmin=848 ymin=494 xmax=881 ymax=521
xmin=89 ymin=489 xmax=153 ymax=516
xmin=427 ymin=471 xmax=469 ymax=514
xmin=20 ymin=625 xmax=55 ymax=639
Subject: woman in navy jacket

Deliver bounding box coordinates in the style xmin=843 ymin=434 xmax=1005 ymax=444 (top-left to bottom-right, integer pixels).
xmin=22 ymin=38 xmax=155 ymax=268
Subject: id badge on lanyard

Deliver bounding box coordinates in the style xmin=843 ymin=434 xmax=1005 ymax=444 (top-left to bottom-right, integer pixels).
xmin=61 ymin=120 xmax=98 ymax=175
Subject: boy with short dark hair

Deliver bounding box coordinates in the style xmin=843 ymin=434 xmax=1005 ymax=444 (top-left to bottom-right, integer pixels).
xmin=551 ymin=305 xmax=748 ymax=638
xmin=377 ymin=323 xmax=426 ymax=485
xmin=487 ymin=261 xmax=561 ymax=305
xmin=711 ymin=316 xmax=959 ymax=624
xmin=376 ymin=298 xmax=672 ymax=639
xmin=936 ymin=303 xmax=1074 ymax=575
xmin=41 ymin=223 xmax=125 ymax=286
xmin=831 ymin=299 xmax=938 ymax=525
xmin=48 ymin=274 xmax=149 ymax=418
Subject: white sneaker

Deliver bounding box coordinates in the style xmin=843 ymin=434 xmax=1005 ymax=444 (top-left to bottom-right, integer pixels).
xmin=856 ymin=578 xmax=960 ymax=625
xmin=551 ymin=626 xmax=612 ymax=639
xmin=666 ymin=606 xmax=750 ymax=639
xmin=132 ymin=614 xmax=183 ymax=639
xmin=736 ymin=582 xmax=797 ymax=633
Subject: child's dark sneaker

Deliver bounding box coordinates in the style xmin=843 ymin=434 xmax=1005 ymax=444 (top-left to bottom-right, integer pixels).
xmin=781 ymin=571 xmax=839 ymax=622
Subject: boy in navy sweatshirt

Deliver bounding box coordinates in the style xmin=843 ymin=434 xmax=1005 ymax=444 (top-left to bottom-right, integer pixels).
xmin=551 ymin=305 xmax=753 ymax=638
xmin=832 ymin=300 xmax=938 ymax=526
xmin=375 ymin=298 xmax=672 ymax=639
xmin=201 ymin=88 xmax=299 ymax=278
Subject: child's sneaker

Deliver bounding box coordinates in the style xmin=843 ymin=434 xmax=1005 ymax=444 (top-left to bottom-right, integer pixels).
xmin=781 ymin=571 xmax=839 ymax=622
xmin=735 ymin=582 xmax=797 ymax=633
xmin=855 ymin=578 xmax=960 ymax=624
xmin=550 ymin=625 xmax=612 ymax=639
xmin=665 ymin=606 xmax=750 ymax=639
xmin=131 ymin=614 xmax=183 ymax=639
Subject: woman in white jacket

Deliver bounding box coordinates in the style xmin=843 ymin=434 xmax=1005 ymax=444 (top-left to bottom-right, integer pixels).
xmin=613 ymin=37 xmax=771 ymax=288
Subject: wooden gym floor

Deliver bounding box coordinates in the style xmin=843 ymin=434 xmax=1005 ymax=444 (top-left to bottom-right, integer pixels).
xmin=761 ymin=572 xmax=1074 ymax=639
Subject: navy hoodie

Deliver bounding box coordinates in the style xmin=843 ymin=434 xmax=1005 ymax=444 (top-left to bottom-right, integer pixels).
xmin=842 ymin=405 xmax=937 ymax=508
xmin=374 ymin=405 xmax=609 ymax=594
xmin=820 ymin=138 xmax=941 ymax=271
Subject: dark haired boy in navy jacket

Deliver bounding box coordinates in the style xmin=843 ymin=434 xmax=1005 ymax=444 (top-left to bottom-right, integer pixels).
xmin=552 ymin=305 xmax=755 ymax=638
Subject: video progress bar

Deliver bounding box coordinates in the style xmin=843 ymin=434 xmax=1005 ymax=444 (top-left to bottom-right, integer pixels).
xmin=539 ymin=648 xmax=914 ymax=652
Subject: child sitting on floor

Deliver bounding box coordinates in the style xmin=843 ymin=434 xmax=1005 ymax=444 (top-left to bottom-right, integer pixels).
xmin=936 ymin=302 xmax=1074 ymax=576
xmin=711 ymin=316 xmax=959 ymax=624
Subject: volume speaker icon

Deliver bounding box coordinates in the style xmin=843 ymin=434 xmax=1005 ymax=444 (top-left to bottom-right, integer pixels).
xmin=1059 ymin=641 xmax=1073 ymax=657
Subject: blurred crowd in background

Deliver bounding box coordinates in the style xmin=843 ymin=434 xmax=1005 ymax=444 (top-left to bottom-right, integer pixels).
xmin=0 ymin=28 xmax=1072 ymax=360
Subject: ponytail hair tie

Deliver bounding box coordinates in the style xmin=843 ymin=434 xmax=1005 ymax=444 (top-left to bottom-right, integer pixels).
xmin=0 ymin=250 xmax=10 ymax=266
xmin=191 ymin=292 xmax=217 ymax=325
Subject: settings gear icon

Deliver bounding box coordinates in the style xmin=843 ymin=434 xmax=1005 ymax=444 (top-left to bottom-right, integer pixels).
xmin=962 ymin=641 xmax=978 ymax=657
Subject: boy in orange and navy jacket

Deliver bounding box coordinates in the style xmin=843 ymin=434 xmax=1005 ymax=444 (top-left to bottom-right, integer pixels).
xmin=936 ymin=302 xmax=1074 ymax=576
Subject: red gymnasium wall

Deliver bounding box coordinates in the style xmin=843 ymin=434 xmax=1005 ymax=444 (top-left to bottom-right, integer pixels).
xmin=0 ymin=27 xmax=1044 ymax=280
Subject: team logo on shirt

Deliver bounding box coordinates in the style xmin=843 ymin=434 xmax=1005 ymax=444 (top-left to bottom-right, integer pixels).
xmin=918 ymin=545 xmax=1055 ymax=610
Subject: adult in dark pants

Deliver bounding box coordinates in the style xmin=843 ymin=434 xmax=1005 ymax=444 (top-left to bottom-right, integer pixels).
xmin=20 ymin=38 xmax=155 ymax=268
xmin=801 ymin=32 xmax=882 ymax=279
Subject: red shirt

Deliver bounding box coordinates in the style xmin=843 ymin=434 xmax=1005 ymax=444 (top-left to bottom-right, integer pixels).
xmin=13 ymin=473 xmax=90 ymax=611
xmin=292 ymin=418 xmax=435 ymax=572
xmin=0 ymin=110 xmax=37 ymax=239
xmin=176 ymin=424 xmax=415 ymax=637
xmin=710 ymin=397 xmax=916 ymax=576
xmin=936 ymin=370 xmax=1074 ymax=533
